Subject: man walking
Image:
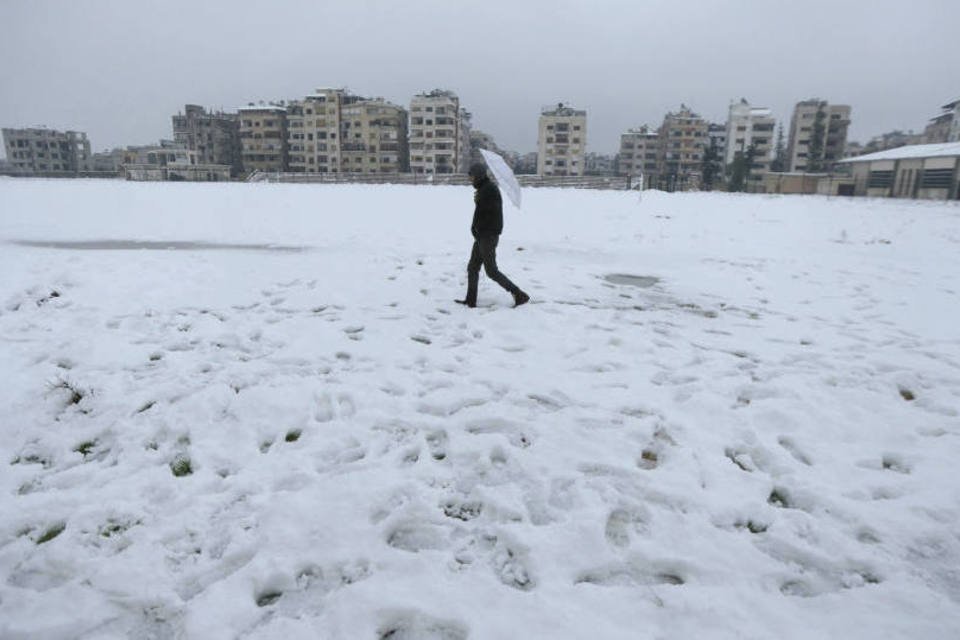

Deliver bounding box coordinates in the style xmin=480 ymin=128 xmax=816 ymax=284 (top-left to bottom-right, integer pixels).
xmin=456 ymin=163 xmax=529 ymax=309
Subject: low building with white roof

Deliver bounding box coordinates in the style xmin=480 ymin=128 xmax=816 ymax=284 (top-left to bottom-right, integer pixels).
xmin=838 ymin=142 xmax=960 ymax=200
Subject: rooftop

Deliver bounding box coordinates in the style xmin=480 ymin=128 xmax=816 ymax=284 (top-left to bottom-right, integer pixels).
xmin=542 ymin=103 xmax=586 ymax=117
xmin=238 ymin=105 xmax=287 ymax=113
xmin=838 ymin=141 xmax=960 ymax=163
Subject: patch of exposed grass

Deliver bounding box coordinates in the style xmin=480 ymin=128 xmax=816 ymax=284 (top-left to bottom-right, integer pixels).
xmin=36 ymin=521 xmax=66 ymax=544
xmin=50 ymin=378 xmax=85 ymax=406
xmin=11 ymin=453 xmax=51 ymax=468
xmin=768 ymin=488 xmax=792 ymax=509
xmin=170 ymin=455 xmax=193 ymax=477
xmin=256 ymin=590 xmax=283 ymax=607
xmin=74 ymin=440 xmax=97 ymax=456
xmin=637 ymin=449 xmax=659 ymax=470
xmin=285 ymin=429 xmax=302 ymax=443
xmin=736 ymin=520 xmax=769 ymax=534
xmin=98 ymin=518 xmax=140 ymax=538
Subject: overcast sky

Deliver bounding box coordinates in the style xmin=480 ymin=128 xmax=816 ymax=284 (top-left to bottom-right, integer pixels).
xmin=2 ymin=0 xmax=958 ymax=158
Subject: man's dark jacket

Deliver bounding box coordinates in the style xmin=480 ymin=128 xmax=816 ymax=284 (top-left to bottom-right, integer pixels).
xmin=471 ymin=177 xmax=503 ymax=237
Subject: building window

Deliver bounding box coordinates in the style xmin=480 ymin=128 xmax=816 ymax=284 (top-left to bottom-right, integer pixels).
xmin=920 ymin=168 xmax=953 ymax=189
xmin=868 ymin=170 xmax=894 ymax=188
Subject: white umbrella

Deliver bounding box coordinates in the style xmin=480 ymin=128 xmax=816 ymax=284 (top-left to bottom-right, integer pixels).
xmin=479 ymin=149 xmax=522 ymax=209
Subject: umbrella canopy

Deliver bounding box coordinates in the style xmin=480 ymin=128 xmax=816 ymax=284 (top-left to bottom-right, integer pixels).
xmin=479 ymin=149 xmax=522 ymax=209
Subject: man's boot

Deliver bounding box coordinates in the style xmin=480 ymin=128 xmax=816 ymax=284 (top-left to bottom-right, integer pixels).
xmin=513 ymin=290 xmax=530 ymax=308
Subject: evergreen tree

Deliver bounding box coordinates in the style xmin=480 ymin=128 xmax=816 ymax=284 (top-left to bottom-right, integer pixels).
xmin=771 ymin=123 xmax=786 ymax=172
xmin=727 ymin=143 xmax=757 ymax=192
xmin=807 ymin=102 xmax=827 ymax=172
xmin=701 ymin=137 xmax=721 ymax=191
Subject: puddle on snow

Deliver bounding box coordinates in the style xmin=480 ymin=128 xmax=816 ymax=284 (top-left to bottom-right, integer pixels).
xmin=604 ymin=274 xmax=660 ymax=288
xmin=9 ymin=240 xmax=309 ymax=253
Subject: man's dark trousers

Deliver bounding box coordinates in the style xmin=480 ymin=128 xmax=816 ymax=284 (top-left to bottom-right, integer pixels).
xmin=466 ymin=235 xmax=521 ymax=305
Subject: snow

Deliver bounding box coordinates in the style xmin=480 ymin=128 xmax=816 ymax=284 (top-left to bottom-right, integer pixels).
xmin=839 ymin=141 xmax=960 ymax=163
xmin=1 ymin=178 xmax=959 ymax=639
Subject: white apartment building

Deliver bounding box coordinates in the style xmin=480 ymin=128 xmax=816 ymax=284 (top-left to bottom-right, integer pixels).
xmin=409 ymin=90 xmax=471 ymax=175
xmin=725 ymin=99 xmax=775 ymax=181
xmin=786 ymin=99 xmax=851 ymax=172
xmin=537 ymin=103 xmax=587 ymax=176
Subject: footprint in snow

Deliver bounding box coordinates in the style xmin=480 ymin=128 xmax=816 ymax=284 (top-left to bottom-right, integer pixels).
xmin=377 ymin=610 xmax=468 ymax=640
xmin=425 ymin=430 xmax=448 ymax=461
xmin=575 ymin=557 xmax=686 ymax=588
xmin=452 ymin=531 xmax=535 ymax=592
xmin=604 ymin=506 xmax=650 ymax=548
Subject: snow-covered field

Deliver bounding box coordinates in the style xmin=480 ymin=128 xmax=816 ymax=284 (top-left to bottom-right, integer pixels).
xmin=1 ymin=178 xmax=959 ymax=639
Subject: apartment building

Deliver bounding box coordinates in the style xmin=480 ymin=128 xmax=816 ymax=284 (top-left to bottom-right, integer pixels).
xmin=122 ymin=140 xmax=196 ymax=166
xmin=708 ymin=123 xmax=727 ymax=160
xmin=585 ymin=153 xmax=615 ymax=176
xmin=469 ymin=129 xmax=500 ymax=157
xmin=862 ymin=130 xmax=923 ymax=154
xmin=118 ymin=140 xmax=231 ymax=182
xmin=91 ymin=148 xmax=126 ymax=174
xmin=239 ymin=105 xmax=288 ymax=173
xmin=2 ymin=127 xmax=92 ymax=174
xmin=786 ymin=99 xmax=851 ymax=172
xmin=286 ymin=88 xmax=358 ymax=173
xmin=537 ymin=103 xmax=587 ymax=176
xmin=284 ymin=89 xmax=408 ymax=174
xmin=725 ymin=99 xmax=775 ymax=183
xmin=657 ymin=105 xmax=708 ymax=190
xmin=923 ymin=98 xmax=959 ymax=143
xmin=339 ymin=98 xmax=409 ymax=174
xmin=618 ymin=126 xmax=659 ymax=185
xmin=952 ymin=100 xmax=960 ymax=143
xmin=172 ymin=105 xmax=242 ymax=177
xmin=410 ymin=90 xmax=471 ymax=175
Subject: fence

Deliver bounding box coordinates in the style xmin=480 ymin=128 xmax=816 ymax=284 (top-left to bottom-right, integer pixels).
xmin=247 ymin=171 xmax=630 ymax=191
xmin=0 ymin=169 xmax=121 ymax=179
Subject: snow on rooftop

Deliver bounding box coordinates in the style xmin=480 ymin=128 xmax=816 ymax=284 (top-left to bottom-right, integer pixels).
xmin=237 ymin=104 xmax=287 ymax=112
xmin=839 ymin=141 xmax=960 ymax=163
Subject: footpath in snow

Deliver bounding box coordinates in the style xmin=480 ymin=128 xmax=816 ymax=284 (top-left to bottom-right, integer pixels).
xmin=1 ymin=179 xmax=959 ymax=639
